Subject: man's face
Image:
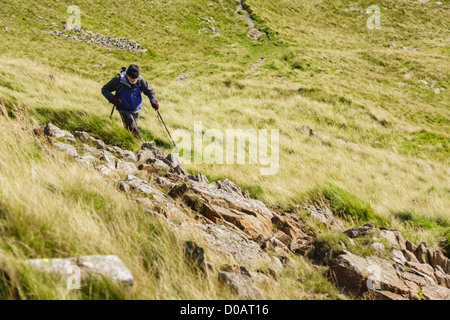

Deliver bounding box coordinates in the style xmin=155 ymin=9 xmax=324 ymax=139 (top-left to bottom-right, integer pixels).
xmin=126 ymin=74 xmax=138 ymax=84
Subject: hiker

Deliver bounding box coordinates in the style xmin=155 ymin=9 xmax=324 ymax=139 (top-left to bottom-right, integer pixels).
xmin=101 ymin=64 xmax=159 ymax=141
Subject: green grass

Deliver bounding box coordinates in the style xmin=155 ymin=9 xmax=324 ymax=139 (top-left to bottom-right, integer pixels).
xmin=0 ymin=0 xmax=448 ymax=299
xmin=308 ymin=183 xmax=389 ymax=226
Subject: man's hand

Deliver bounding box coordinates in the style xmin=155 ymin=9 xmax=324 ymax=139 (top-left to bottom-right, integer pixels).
xmin=151 ymin=101 xmax=159 ymax=111
xmin=110 ymin=97 xmax=122 ymax=106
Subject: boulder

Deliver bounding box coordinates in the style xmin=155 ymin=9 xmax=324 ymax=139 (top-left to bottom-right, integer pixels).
xmin=415 ymin=242 xmax=430 ymax=264
xmin=421 ymin=283 xmax=450 ymax=300
xmin=140 ymin=141 xmax=165 ymax=159
xmin=328 ymin=249 xmax=450 ymax=299
xmin=26 ymin=255 xmax=134 ymax=287
xmin=371 ymin=242 xmax=385 ymax=254
xmin=91 ymin=138 xmax=106 ymax=150
xmin=95 ymin=165 xmax=119 ymax=179
xmin=147 ymin=159 xmax=170 ymax=172
xmin=135 ymin=149 xmax=156 ymax=162
xmin=83 ymin=143 xmax=101 ymax=156
xmin=330 ymin=251 xmax=412 ymax=297
xmin=99 ymin=150 xmax=116 ymax=169
xmin=44 ymin=123 xmax=74 ymax=139
xmin=379 ymin=229 xmax=400 ymax=249
xmin=75 ymin=154 xmax=97 ymax=167
xmin=165 ymin=153 xmax=182 ymax=167
xmin=403 ymin=249 xmax=419 ymax=263
xmin=188 ymin=173 xmax=209 ymax=184
xmin=156 ymin=176 xmax=176 ymax=191
xmin=434 ymin=266 xmax=450 ymax=288
xmin=107 ymin=146 xmax=136 ymax=162
xmin=344 ymin=225 xmax=374 ymax=238
xmin=116 ymin=159 xmax=137 ymax=175
xmin=118 ymin=175 xmax=162 ymax=195
xmin=174 ymin=165 xmax=189 ymax=177
xmin=74 ymin=131 xmax=91 ymax=143
xmin=362 ymin=290 xmax=408 ymax=300
xmin=218 ymin=272 xmax=266 ymax=300
xmin=53 ymin=142 xmax=78 ymax=157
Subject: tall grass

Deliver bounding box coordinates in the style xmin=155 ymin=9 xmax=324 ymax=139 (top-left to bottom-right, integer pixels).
xmin=0 ymin=0 xmax=448 ymax=299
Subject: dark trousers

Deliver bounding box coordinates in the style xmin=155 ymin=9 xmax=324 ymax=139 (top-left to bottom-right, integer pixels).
xmin=118 ymin=109 xmax=142 ymax=141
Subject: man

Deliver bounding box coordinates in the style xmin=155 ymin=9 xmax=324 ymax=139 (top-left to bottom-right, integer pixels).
xmin=101 ymin=64 xmax=159 ymax=141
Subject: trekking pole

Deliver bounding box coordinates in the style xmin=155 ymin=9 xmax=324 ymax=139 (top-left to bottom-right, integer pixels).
xmin=156 ymin=110 xmax=178 ymax=152
xmin=110 ymin=105 xmax=115 ymax=119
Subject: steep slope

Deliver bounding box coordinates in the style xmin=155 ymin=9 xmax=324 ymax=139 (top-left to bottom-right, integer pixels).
xmin=0 ymin=0 xmax=449 ymax=299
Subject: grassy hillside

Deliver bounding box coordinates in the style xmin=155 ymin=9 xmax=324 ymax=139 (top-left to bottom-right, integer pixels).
xmin=0 ymin=0 xmax=449 ymax=299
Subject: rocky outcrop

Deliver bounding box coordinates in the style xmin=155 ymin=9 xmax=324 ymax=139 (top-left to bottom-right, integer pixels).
xmin=168 ymin=180 xmax=274 ymax=238
xmin=33 ymin=123 xmax=450 ymax=300
xmin=321 ymin=224 xmax=450 ymax=300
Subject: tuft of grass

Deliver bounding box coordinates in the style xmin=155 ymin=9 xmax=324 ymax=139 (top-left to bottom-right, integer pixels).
xmin=309 ymin=184 xmax=389 ymax=226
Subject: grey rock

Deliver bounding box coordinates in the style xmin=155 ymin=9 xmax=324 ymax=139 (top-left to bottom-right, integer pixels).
xmin=83 ymin=143 xmax=101 ymax=156
xmin=95 ymin=165 xmax=119 ymax=179
xmin=118 ymin=175 xmax=162 ymax=195
xmin=249 ymin=271 xmax=272 ymax=286
xmin=379 ymin=229 xmax=400 ymax=249
xmin=135 ymin=148 xmax=156 ymax=162
xmin=26 ymin=255 xmax=134 ymax=287
xmin=44 ymin=123 xmax=74 ymax=139
xmin=344 ymin=226 xmax=373 ymax=238
xmin=116 ymin=159 xmax=137 ymax=175
xmin=188 ymin=173 xmax=209 ymax=184
xmin=107 ymin=146 xmax=136 ymax=161
xmin=75 ymin=154 xmax=97 ymax=167
xmin=141 ymin=141 xmax=157 ymax=150
xmin=197 ymin=224 xmax=271 ymax=266
xmin=74 ymin=131 xmax=91 ymax=143
xmin=147 ymin=159 xmax=170 ymax=172
xmin=169 ymin=181 xmax=274 ymax=238
xmin=421 ymin=283 xmax=450 ymax=300
xmin=99 ymin=150 xmax=116 ymax=169
xmin=53 ymin=142 xmax=78 ymax=157
xmin=91 ymin=138 xmax=106 ymax=150
xmin=219 ymin=272 xmax=266 ymax=300
xmin=174 ymin=165 xmax=188 ymax=176
xmin=165 ymin=153 xmax=182 ymax=167
xmin=296 ymin=205 xmax=343 ymax=231
xmin=185 ymin=241 xmax=207 ymax=273
xmin=118 ymin=181 xmax=131 ymax=192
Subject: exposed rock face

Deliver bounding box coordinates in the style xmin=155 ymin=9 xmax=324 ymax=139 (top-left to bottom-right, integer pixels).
xmin=26 ymin=255 xmax=134 ymax=287
xmin=169 ymin=181 xmax=274 ymax=238
xmin=196 ymin=224 xmax=271 ymax=266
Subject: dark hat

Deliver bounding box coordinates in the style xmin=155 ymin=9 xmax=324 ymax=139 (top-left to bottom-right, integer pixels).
xmin=126 ymin=64 xmax=139 ymax=78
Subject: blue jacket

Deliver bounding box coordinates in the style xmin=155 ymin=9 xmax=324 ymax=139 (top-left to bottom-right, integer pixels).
xmin=101 ymin=70 xmax=157 ymax=112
